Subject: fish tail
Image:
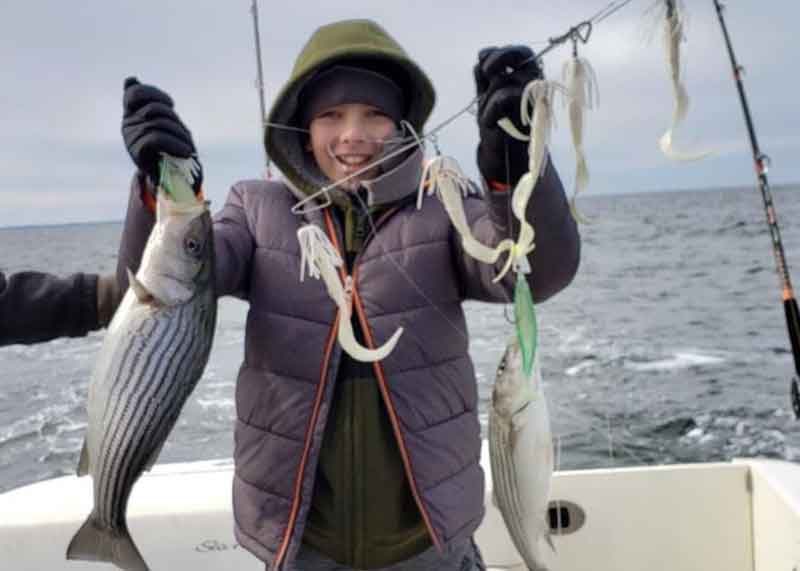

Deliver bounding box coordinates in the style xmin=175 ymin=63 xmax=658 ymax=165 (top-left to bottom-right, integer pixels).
xmin=66 ymin=512 xmax=149 ymax=571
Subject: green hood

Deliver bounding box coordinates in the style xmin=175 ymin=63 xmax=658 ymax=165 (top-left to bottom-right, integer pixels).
xmin=264 ymin=19 xmax=436 ymax=200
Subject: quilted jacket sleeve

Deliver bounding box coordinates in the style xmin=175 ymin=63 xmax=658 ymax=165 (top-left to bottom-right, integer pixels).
xmin=454 ymin=160 xmax=580 ymax=303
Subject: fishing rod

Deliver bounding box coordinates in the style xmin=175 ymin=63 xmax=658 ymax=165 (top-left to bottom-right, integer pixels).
xmin=249 ymin=0 xmax=271 ymax=178
xmin=712 ymin=0 xmax=800 ymax=420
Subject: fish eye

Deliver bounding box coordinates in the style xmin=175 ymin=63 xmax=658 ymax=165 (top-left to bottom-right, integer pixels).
xmin=184 ymin=236 xmax=204 ymax=257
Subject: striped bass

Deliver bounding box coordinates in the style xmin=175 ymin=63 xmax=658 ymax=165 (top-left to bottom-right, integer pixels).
xmin=67 ymin=168 xmax=216 ymax=571
xmin=489 ymin=338 xmax=554 ymax=571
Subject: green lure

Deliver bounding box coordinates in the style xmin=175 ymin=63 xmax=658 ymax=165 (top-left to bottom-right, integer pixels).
xmin=514 ymin=273 xmax=538 ymax=378
xmin=158 ymin=155 xmax=199 ymax=204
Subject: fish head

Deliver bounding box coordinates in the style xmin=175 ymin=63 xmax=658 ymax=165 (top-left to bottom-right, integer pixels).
xmin=492 ymin=338 xmax=532 ymax=418
xmin=137 ymin=195 xmax=214 ymax=305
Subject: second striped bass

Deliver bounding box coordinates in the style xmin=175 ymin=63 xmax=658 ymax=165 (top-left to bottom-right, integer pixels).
xmin=67 ymin=165 xmax=216 ymax=571
xmin=489 ymin=338 xmax=554 ymax=571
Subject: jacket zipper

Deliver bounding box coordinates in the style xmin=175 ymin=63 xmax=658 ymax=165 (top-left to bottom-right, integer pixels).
xmin=273 ymin=278 xmax=341 ymax=571
xmin=273 ymin=211 xmax=361 ymax=570
xmin=350 ymin=270 xmax=444 ymax=554
xmin=274 ymin=204 xmax=444 ymax=570
xmin=330 ymin=208 xmax=445 ymax=553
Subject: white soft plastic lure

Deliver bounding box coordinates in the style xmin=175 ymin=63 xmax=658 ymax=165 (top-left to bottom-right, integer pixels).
xmin=562 ymin=55 xmax=599 ymax=223
xmin=297 ymin=225 xmax=403 ymax=362
xmin=417 ymin=80 xmax=568 ymax=283
xmin=498 ymin=79 xmax=566 ymax=181
xmin=418 ymin=156 xmax=516 ymax=280
xmin=495 ymin=79 xmax=567 ymax=278
xmin=653 ymin=0 xmax=713 ymax=161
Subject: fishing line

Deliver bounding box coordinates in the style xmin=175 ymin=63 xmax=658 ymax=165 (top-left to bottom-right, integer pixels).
xmin=553 ymin=433 xmax=564 ymax=537
xmin=285 ymin=0 xmax=641 ymax=215
xmin=549 ymin=401 xmax=660 ymax=465
xmin=519 ymin=0 xmax=641 ymax=66
xmin=591 ymin=0 xmax=639 ymax=25
xmin=350 ymin=187 xmax=473 ymax=343
xmin=290 ymin=1 xmax=645 ymax=375
xmin=291 ymin=99 xmax=480 ymax=214
xmin=263 ymin=121 xmax=311 ymax=135
xmin=265 ymin=121 xmax=420 ymax=149
xmin=501 ymin=137 xmax=518 ymax=325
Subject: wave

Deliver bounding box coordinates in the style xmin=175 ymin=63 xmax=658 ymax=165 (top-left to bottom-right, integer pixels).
xmin=623 ymin=351 xmax=725 ymax=372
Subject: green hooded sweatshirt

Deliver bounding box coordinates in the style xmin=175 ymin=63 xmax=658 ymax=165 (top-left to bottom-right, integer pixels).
xmin=264 ymin=18 xmax=434 ymax=203
xmin=264 ymin=20 xmax=439 ymax=569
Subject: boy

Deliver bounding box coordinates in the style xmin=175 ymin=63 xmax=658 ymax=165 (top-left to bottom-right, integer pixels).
xmin=116 ymin=19 xmax=579 ymax=571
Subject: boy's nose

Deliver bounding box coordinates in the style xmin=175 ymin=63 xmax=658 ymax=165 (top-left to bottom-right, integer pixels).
xmin=339 ymin=119 xmax=367 ymax=144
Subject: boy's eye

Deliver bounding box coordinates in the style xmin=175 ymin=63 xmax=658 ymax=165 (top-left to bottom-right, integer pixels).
xmin=317 ymin=110 xmax=341 ymax=120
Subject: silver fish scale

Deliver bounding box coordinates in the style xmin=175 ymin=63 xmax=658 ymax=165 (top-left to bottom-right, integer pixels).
xmin=89 ymin=291 xmax=215 ymax=529
xmin=489 ymin=408 xmax=542 ymax=571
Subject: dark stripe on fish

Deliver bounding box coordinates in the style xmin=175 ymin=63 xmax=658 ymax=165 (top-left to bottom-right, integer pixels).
xmin=107 ymin=304 xmax=195 ymax=523
xmin=111 ymin=301 xmax=208 ymax=520
xmin=94 ymin=313 xmax=161 ymax=527
xmin=98 ymin=307 xmax=184 ymax=527
xmin=490 ymin=410 xmax=536 ymax=567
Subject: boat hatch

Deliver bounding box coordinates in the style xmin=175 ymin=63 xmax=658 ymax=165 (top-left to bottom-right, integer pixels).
xmin=548 ymin=499 xmax=585 ymax=534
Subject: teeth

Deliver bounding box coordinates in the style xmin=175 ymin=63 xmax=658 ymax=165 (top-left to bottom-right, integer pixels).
xmin=338 ymin=156 xmax=369 ymax=166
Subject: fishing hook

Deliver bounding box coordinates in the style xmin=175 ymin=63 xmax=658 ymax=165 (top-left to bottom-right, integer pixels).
xmin=503 ymin=303 xmax=516 ymax=326
xmin=429 ymin=133 xmax=443 ymax=156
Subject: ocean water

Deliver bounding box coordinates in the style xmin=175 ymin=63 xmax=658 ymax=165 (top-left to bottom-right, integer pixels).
xmin=1 ymin=186 xmax=799 ymax=493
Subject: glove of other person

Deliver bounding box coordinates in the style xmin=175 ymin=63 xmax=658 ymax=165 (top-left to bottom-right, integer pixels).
xmin=121 ymin=77 xmax=202 ymax=193
xmin=474 ymin=45 xmax=543 ymax=188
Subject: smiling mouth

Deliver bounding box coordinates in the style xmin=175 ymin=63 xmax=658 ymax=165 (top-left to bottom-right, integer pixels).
xmin=335 ymin=155 xmax=374 ymax=174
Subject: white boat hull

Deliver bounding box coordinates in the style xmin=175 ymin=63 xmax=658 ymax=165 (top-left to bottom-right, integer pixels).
xmin=1 ymin=443 xmax=798 ymax=570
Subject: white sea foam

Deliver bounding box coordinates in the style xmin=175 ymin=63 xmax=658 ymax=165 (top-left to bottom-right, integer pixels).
xmin=566 ymin=360 xmax=595 ymax=376
xmin=0 ymin=404 xmax=76 ymax=446
xmin=625 ymin=351 xmax=725 ymax=372
xmin=196 ymin=398 xmax=235 ymax=410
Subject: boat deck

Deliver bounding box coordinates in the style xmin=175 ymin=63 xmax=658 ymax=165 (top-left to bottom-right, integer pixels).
xmin=1 ymin=445 xmax=798 ymax=570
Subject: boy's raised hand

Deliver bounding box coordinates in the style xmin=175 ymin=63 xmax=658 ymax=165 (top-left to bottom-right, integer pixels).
xmin=121 ymin=77 xmax=202 ymax=192
xmin=473 ymin=45 xmax=543 ymax=187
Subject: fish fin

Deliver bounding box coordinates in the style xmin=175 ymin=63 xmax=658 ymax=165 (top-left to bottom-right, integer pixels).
xmin=66 ymin=513 xmax=149 ymax=571
xmin=126 ymin=268 xmax=162 ymax=306
xmin=510 ymin=401 xmax=531 ymax=439
xmin=77 ymin=438 xmax=90 ymax=477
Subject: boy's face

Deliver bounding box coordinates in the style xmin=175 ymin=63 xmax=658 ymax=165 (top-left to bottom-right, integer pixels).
xmin=308 ymin=103 xmax=397 ymax=190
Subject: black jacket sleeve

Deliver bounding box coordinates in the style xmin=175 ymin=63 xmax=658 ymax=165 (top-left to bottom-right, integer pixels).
xmin=0 ymin=271 xmax=101 ymax=346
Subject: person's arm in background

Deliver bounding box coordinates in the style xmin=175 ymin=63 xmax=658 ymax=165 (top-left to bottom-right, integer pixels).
xmin=0 ymin=270 xmax=120 ymax=346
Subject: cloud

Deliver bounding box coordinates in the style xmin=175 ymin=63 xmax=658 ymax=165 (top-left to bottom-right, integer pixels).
xmin=0 ymin=0 xmax=798 ymax=226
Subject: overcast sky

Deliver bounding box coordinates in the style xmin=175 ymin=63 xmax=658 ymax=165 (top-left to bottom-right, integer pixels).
xmin=1 ymin=1 xmax=798 ymax=227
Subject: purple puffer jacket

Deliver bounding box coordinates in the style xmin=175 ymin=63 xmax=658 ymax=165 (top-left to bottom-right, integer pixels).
xmin=115 ymin=148 xmax=580 ymax=570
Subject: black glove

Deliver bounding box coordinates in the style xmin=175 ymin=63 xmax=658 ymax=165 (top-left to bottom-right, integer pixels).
xmin=474 ymin=45 xmax=543 ymax=186
xmin=121 ymin=77 xmax=202 ymax=191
